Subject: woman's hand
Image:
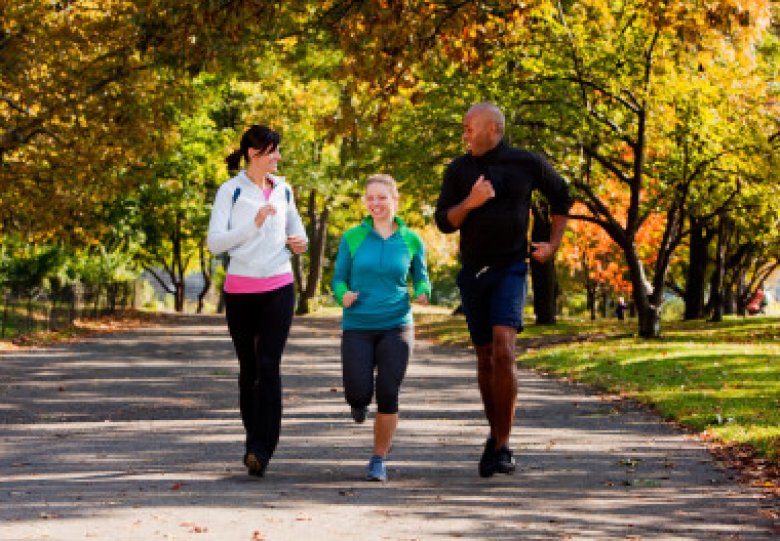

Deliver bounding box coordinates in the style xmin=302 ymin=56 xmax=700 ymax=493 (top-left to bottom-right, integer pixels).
xmin=342 ymin=291 xmax=359 ymax=308
xmin=287 ymin=235 xmax=307 ymax=254
xmin=414 ymin=293 xmax=429 ymax=305
xmin=254 ymin=204 xmax=277 ymax=227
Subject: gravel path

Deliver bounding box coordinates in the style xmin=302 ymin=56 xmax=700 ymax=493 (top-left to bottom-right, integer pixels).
xmin=0 ymin=313 xmax=776 ymax=540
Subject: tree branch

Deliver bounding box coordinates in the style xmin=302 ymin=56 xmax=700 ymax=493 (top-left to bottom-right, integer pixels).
xmin=141 ymin=265 xmax=175 ymax=294
xmin=0 ymin=95 xmax=32 ymax=115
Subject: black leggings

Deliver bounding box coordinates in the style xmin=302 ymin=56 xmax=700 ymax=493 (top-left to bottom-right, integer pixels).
xmin=225 ymin=284 xmax=295 ymax=459
xmin=341 ymin=326 xmax=414 ymax=414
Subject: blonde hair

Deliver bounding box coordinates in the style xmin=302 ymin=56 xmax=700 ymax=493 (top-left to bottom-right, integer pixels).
xmin=365 ymin=174 xmax=399 ymax=197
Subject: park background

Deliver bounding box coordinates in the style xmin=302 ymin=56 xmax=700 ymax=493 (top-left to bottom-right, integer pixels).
xmin=1 ymin=1 xmax=779 ymax=482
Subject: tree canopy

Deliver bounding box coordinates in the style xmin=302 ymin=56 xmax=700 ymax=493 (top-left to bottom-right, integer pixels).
xmin=2 ymin=0 xmax=777 ymax=330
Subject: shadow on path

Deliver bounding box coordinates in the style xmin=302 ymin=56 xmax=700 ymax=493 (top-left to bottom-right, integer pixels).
xmin=0 ymin=314 xmax=776 ymax=540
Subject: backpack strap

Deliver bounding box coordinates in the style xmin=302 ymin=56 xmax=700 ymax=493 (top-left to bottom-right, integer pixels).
xmin=227 ymin=186 xmax=241 ymax=229
xmin=221 ymin=185 xmax=243 ymax=267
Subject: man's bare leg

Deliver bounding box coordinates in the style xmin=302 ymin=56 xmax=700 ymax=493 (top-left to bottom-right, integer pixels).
xmin=475 ymin=343 xmax=496 ymax=437
xmin=476 ymin=326 xmax=518 ymax=476
xmin=491 ymin=325 xmax=518 ymax=450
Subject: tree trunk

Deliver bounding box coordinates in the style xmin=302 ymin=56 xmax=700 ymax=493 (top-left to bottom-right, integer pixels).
xmin=295 ymin=190 xmax=331 ymax=316
xmin=216 ymin=255 xmax=227 ymax=313
xmin=708 ymin=217 xmax=729 ymax=322
xmin=636 ymin=299 xmax=661 ymax=337
xmin=530 ymin=201 xmax=556 ymax=324
xmin=586 ymin=280 xmax=597 ymax=320
xmin=684 ymin=216 xmax=708 ymax=320
xmin=292 ymin=251 xmax=304 ymax=299
xmin=735 ymin=271 xmax=748 ymax=316
xmin=196 ymin=242 xmax=211 ymax=314
xmin=531 ymin=260 xmax=557 ymax=324
xmin=724 ymin=286 xmax=736 ymax=315
xmin=625 ymin=247 xmax=661 ymax=338
xmin=174 ymin=283 xmax=185 ymax=312
xmin=172 ymin=224 xmax=186 ymax=312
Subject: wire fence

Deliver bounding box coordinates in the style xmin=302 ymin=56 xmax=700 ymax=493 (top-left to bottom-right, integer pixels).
xmin=0 ymin=282 xmax=135 ymax=339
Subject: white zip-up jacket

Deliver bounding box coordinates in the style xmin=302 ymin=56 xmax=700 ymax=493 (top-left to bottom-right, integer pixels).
xmin=207 ymin=171 xmax=307 ymax=278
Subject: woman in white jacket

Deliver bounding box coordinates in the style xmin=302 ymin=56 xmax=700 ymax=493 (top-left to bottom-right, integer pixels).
xmin=207 ymin=125 xmax=307 ymax=477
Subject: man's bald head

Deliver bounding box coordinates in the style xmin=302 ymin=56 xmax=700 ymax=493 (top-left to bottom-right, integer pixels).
xmin=467 ymin=103 xmax=505 ymax=135
xmin=463 ymin=102 xmax=505 ymax=156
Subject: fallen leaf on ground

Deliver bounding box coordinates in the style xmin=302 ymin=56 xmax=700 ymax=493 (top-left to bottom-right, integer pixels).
xmin=180 ymin=522 xmax=207 ymax=533
xmin=758 ymin=509 xmax=778 ymax=520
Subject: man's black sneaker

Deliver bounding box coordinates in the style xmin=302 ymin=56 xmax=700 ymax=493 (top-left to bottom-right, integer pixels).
xmin=495 ymin=446 xmax=516 ymax=474
xmin=351 ymin=405 xmax=368 ymax=424
xmin=478 ymin=437 xmax=497 ymax=478
xmin=244 ymin=452 xmax=268 ymax=477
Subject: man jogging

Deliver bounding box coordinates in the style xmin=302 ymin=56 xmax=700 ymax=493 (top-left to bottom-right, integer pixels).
xmin=434 ymin=102 xmax=572 ymax=477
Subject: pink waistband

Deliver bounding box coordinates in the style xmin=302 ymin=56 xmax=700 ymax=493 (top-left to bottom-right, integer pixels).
xmin=223 ymin=273 xmax=294 ymax=294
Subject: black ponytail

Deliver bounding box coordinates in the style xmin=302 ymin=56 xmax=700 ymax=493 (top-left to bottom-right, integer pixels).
xmin=226 ymin=149 xmax=243 ymax=172
xmin=225 ymin=125 xmax=281 ymax=173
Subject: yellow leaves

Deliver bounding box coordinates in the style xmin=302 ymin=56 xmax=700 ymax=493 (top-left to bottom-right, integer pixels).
xmin=417 ymin=223 xmax=458 ymax=267
xmin=1 ymin=1 xmax=172 ymax=238
xmin=648 ymin=0 xmax=771 ymax=48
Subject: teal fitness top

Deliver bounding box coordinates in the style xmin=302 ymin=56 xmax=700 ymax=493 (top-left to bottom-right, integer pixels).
xmin=332 ymin=216 xmax=431 ymax=331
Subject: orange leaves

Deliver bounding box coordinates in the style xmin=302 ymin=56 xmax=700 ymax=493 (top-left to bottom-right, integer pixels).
xmin=331 ymin=1 xmax=530 ymax=94
xmin=635 ymin=211 xmax=667 ymax=267
xmin=563 ymin=170 xmax=668 ymax=295
xmin=435 ymin=4 xmax=528 ymax=71
xmin=645 ymin=0 xmax=771 ymax=48
xmin=563 ymin=212 xmax=632 ymax=294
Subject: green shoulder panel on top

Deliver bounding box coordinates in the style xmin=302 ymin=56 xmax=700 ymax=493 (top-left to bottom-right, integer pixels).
xmin=342 ymin=216 xmax=422 ymax=259
xmin=398 ymin=225 xmax=422 ymax=259
xmin=342 ymin=221 xmax=372 ymax=257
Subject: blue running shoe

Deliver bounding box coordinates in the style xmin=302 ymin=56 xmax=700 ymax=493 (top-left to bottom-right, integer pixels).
xmin=366 ymin=455 xmax=387 ymax=482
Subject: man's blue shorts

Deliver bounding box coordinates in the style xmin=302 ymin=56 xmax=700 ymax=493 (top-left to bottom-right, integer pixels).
xmin=456 ymin=259 xmax=529 ymax=346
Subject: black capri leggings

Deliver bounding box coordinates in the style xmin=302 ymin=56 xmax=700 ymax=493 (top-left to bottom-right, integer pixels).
xmin=341 ymin=326 xmax=414 ymax=414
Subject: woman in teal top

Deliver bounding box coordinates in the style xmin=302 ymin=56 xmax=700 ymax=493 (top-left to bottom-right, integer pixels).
xmin=332 ymin=174 xmax=431 ymax=482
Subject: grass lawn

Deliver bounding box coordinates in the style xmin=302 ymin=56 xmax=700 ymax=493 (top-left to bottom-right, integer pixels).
xmin=416 ymin=312 xmax=780 ymax=462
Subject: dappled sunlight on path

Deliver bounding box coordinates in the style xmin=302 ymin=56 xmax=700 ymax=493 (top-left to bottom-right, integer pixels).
xmin=0 ymin=314 xmax=776 ymax=540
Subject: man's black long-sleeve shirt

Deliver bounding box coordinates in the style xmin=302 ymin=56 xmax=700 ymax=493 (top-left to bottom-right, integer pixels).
xmin=434 ymin=141 xmax=573 ymax=268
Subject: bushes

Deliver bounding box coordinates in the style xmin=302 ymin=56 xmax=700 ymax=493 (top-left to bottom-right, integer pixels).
xmin=0 ymin=239 xmax=140 ymax=338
